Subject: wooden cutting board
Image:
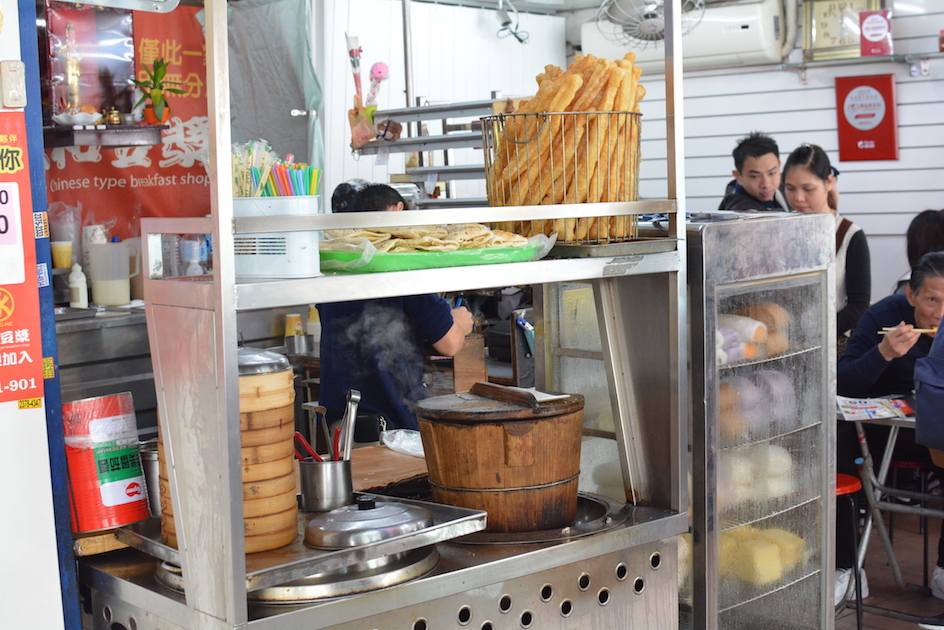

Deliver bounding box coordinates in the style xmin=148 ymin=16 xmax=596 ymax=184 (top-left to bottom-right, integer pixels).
xmin=350 ymin=445 xmax=428 ymax=492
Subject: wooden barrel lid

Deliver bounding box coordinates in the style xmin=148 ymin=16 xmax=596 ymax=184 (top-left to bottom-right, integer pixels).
xmin=417 ymin=386 xmax=584 ymax=424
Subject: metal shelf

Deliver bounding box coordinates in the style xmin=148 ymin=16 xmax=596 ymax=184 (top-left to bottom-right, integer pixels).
xmin=144 ymin=200 xmax=682 ymax=312
xmin=413 ymin=196 xmax=487 ymax=208
xmin=228 ymin=200 xmax=677 ymax=235
xmin=43 ymin=124 xmax=166 ymax=148
xmin=232 ymin=252 xmax=682 ymax=311
xmin=357 ymin=131 xmax=481 ymax=155
xmin=372 ymin=98 xmax=504 ymax=123
xmin=405 ymin=164 xmax=485 ymax=181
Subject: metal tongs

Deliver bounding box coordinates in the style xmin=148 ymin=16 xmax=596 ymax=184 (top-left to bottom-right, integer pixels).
xmin=338 ymin=389 xmax=361 ymax=461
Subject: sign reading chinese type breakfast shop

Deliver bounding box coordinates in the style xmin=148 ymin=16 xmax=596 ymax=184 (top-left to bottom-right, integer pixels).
xmin=0 ymin=113 xmax=44 ymax=405
xmin=835 ymin=74 xmax=899 ymax=162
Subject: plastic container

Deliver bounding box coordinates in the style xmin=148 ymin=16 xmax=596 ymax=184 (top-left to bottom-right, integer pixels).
xmin=87 ymin=241 xmax=140 ymax=306
xmin=68 ymin=263 xmax=88 ymax=309
xmin=61 ymin=392 xmax=151 ymax=533
xmin=232 ymin=196 xmax=322 ymax=279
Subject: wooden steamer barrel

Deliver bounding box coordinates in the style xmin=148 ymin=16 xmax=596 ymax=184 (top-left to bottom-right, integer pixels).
xmin=159 ymin=348 xmax=298 ymax=553
xmin=417 ymin=383 xmax=584 ymax=533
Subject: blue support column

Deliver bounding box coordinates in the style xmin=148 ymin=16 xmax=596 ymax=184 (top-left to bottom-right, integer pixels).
xmin=19 ymin=0 xmax=82 ymax=627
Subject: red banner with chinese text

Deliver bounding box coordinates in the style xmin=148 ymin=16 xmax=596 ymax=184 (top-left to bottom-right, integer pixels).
xmin=0 ymin=113 xmax=44 ymax=404
xmin=44 ymin=6 xmax=209 ymax=241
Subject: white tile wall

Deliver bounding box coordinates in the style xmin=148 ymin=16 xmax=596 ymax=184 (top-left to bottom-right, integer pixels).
xmin=314 ymin=0 xmax=566 ymax=201
xmin=632 ymin=0 xmax=944 ymax=301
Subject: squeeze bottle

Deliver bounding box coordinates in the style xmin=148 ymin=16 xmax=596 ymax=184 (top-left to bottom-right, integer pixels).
xmin=69 ymin=263 xmax=89 ymax=308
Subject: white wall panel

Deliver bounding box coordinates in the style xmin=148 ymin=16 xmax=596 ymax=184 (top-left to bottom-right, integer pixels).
xmin=316 ymin=0 xmax=565 ymax=202
xmin=628 ymin=2 xmax=944 ymax=305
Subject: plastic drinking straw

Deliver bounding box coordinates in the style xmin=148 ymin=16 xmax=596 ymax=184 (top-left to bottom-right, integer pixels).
xmin=277 ymin=166 xmax=292 ymax=196
xmin=270 ymin=169 xmax=284 ymax=196
xmin=253 ymin=165 xmax=271 ymax=197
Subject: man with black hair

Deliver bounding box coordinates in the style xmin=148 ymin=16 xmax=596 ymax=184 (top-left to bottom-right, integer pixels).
xmin=318 ymin=183 xmax=472 ymax=431
xmin=354 ymin=183 xmax=406 ymax=212
xmin=719 ymin=131 xmax=792 ymax=212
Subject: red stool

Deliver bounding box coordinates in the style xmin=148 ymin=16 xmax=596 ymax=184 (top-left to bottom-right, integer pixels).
xmin=837 ymin=473 xmax=864 ymax=630
xmin=888 ymin=459 xmax=930 ymax=587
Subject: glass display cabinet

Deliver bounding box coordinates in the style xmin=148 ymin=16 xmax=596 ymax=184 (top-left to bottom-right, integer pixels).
xmin=679 ymin=212 xmax=835 ymax=630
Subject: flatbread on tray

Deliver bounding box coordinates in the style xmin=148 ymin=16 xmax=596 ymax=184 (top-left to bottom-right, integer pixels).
xmin=322 ymin=223 xmax=530 ymax=253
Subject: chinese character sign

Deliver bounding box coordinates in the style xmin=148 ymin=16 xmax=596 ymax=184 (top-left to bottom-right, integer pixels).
xmin=44 ymin=6 xmax=210 ymax=240
xmin=835 ymin=74 xmax=899 ymax=162
xmin=0 ymin=113 xmax=44 ymax=404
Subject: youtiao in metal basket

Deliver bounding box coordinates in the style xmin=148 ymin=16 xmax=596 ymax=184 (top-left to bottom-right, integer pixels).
xmin=482 ymin=110 xmax=641 ymax=244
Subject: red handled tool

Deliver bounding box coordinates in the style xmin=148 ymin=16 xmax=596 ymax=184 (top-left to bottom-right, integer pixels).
xmin=294 ymin=431 xmax=324 ymax=462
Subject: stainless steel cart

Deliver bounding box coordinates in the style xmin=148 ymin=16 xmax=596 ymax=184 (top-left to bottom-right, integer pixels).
xmin=76 ymin=1 xmax=694 ymax=629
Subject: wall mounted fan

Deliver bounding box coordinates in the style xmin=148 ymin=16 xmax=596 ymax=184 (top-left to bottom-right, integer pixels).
xmin=596 ymin=0 xmax=706 ymax=49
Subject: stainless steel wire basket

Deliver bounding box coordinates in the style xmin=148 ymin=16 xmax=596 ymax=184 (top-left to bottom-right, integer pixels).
xmin=482 ymin=111 xmax=641 ymax=244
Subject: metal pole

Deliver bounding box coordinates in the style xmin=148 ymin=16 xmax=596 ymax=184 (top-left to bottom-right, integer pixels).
xmin=402 ymin=0 xmax=415 ymax=137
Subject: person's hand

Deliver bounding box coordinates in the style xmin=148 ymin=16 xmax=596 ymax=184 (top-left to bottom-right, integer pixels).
xmin=878 ymin=321 xmax=921 ymax=361
xmin=451 ymin=306 xmax=474 ymax=336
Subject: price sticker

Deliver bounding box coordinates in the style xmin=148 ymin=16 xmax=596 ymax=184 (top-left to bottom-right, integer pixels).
xmin=0 ymin=182 xmax=23 ymax=285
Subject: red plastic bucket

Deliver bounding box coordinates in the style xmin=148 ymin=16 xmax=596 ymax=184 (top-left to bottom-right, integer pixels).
xmin=62 ymin=392 xmax=151 ymax=533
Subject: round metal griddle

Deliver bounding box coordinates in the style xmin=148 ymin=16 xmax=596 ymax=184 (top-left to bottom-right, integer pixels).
xmin=155 ymin=547 xmax=440 ymax=604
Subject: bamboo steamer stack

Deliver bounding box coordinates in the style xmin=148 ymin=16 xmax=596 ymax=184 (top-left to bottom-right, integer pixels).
xmin=159 ymin=347 xmax=299 ymax=553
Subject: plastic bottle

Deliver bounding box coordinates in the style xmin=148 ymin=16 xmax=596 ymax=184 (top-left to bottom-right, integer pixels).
xmin=180 ymin=234 xmax=203 ymax=276
xmin=69 ymin=263 xmax=89 ymax=309
xmin=307 ymin=305 xmax=321 ymax=354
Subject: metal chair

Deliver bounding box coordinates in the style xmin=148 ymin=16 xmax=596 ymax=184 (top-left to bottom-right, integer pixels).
xmin=887 ymin=459 xmax=930 ymax=587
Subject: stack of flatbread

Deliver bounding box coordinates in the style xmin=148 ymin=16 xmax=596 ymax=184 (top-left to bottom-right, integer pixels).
xmin=321 ymin=223 xmax=530 ymax=253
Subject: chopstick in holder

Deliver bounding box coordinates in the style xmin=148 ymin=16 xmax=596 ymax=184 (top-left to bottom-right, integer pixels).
xmin=878 ymin=327 xmax=938 ymax=334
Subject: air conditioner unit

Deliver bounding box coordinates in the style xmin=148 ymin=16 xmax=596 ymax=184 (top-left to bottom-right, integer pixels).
xmin=580 ymin=0 xmax=785 ymax=73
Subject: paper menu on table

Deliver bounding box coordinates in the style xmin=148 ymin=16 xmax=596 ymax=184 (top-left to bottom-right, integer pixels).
xmin=836 ymin=396 xmax=914 ymax=421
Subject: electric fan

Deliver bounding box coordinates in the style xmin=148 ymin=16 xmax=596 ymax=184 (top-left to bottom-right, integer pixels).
xmin=596 ymin=0 xmax=706 ymax=49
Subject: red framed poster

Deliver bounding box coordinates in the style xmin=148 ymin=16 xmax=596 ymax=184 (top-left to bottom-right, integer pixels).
xmin=835 ymin=74 xmax=899 ymax=162
xmin=0 ymin=112 xmax=44 ymax=405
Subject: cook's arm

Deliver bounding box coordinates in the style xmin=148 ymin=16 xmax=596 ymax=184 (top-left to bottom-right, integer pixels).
xmin=431 ymin=307 xmax=474 ymax=356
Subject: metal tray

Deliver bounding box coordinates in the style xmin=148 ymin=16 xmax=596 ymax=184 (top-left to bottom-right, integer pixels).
xmin=115 ymin=493 xmax=487 ymax=593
